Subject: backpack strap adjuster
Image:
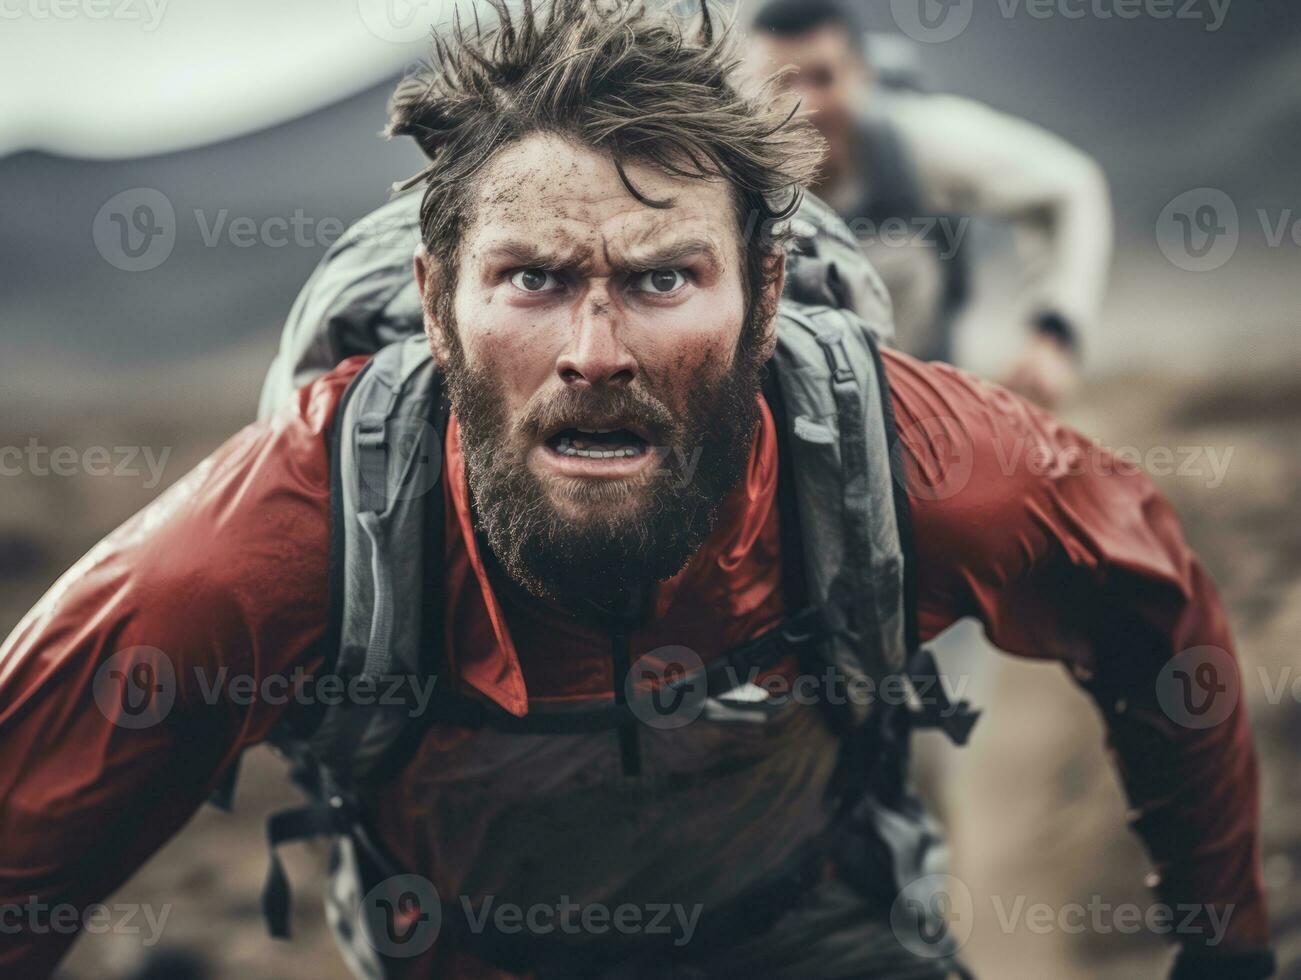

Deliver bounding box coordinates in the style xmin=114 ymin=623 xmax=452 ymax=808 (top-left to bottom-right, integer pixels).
xmin=902 ymin=647 xmax=982 ymax=747
xmin=354 ymin=413 xmax=392 ymax=515
xmin=817 ymin=332 xmax=857 ymax=386
xmin=262 ymin=797 xmax=353 ymax=939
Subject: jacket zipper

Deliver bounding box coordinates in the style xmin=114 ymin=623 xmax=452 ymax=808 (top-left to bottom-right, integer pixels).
xmin=610 ymin=623 xmax=642 ymax=776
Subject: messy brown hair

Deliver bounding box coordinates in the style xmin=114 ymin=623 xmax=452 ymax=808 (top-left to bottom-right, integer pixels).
xmin=387 ymin=0 xmax=824 ymax=311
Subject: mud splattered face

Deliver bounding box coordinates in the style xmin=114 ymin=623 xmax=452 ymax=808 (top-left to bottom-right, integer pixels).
xmin=417 ymin=132 xmax=783 ymax=606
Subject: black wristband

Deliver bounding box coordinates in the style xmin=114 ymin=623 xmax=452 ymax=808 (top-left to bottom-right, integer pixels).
xmin=1032 ymin=310 xmax=1080 ymax=356
xmin=1170 ymin=945 xmax=1276 ymax=980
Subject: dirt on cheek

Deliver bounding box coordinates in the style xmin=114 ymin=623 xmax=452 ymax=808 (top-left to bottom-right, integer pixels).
xmin=471 ymin=321 xmax=552 ymax=396
xmin=634 ymin=336 xmax=731 ymax=412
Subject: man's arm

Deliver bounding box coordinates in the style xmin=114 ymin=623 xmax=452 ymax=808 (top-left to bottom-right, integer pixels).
xmin=884 ymin=349 xmax=1271 ymax=976
xmin=0 ymin=366 xmax=352 ymax=975
xmin=893 ymin=93 xmax=1113 ymax=405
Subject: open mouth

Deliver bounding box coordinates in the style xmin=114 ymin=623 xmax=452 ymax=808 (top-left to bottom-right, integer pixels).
xmin=546 ymin=427 xmax=650 ymax=460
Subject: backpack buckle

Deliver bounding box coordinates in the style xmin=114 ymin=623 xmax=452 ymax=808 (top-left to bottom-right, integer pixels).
xmin=778 ymin=605 xmax=826 ymax=650
xmin=904 ymin=647 xmax=983 ymax=747
xmin=354 ymin=415 xmax=392 ymax=513
xmin=817 ymin=333 xmax=857 ymax=386
xmin=355 ymin=414 xmax=388 ymax=451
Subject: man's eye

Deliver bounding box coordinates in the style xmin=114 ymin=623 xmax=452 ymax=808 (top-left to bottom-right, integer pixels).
xmin=807 ymin=67 xmax=835 ymax=89
xmin=510 ymin=268 xmax=558 ymax=293
xmin=633 ymin=269 xmax=687 ymax=294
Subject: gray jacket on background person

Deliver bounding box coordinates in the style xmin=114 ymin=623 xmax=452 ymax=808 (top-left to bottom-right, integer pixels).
xmin=839 ymin=91 xmax=1113 ymax=362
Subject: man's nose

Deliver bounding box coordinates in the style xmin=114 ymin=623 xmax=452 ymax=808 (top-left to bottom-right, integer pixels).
xmin=556 ymin=300 xmax=638 ymax=388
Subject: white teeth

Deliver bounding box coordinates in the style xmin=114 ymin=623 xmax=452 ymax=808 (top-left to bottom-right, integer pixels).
xmin=553 ymin=436 xmax=640 ymax=460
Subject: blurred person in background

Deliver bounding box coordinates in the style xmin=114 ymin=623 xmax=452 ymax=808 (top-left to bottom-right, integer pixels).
xmin=749 ymin=0 xmax=1114 ymax=408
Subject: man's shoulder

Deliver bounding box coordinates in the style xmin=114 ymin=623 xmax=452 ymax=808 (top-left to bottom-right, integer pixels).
xmin=268 ymin=354 xmax=370 ymax=439
xmin=878 ymin=347 xmax=1075 ymax=558
xmin=139 ymin=357 xmax=368 ymax=601
xmin=1 ymin=360 xmax=368 ymax=690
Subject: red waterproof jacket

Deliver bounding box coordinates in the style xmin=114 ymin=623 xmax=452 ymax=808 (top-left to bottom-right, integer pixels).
xmin=0 ymin=349 xmax=1268 ymax=976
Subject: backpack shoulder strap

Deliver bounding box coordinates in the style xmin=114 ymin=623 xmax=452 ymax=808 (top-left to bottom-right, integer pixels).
xmin=306 ymin=334 xmax=448 ymax=785
xmin=258 ymin=335 xmax=448 ymax=938
xmin=773 ymin=303 xmax=908 ymax=730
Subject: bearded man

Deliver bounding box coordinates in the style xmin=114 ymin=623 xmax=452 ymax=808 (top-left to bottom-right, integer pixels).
xmin=0 ymin=1 xmax=1273 ymax=978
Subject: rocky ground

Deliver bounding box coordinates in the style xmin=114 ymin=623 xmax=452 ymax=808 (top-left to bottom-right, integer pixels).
xmin=2 ymin=357 xmax=1296 ymax=980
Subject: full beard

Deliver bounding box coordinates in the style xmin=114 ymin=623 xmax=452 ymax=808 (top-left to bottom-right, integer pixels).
xmin=440 ymin=306 xmax=772 ymax=611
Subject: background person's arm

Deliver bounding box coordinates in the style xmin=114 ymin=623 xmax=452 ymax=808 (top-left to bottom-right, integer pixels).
xmin=893 ymin=93 xmax=1114 ymax=405
xmin=0 ymin=369 xmax=347 ymax=976
xmin=885 ymin=350 xmax=1272 ymax=977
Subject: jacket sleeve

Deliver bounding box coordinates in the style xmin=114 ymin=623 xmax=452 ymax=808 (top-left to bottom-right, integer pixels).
xmin=883 ymin=350 xmax=1270 ymax=967
xmin=893 ymin=93 xmax=1113 ymax=347
xmin=0 ymin=366 xmax=354 ymax=976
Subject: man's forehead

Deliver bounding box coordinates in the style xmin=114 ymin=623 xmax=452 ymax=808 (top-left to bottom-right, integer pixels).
xmin=466 ymin=133 xmax=739 ymax=263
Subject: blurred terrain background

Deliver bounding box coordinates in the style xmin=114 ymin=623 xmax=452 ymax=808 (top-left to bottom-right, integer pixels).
xmin=1 ymin=0 xmax=1298 ymax=977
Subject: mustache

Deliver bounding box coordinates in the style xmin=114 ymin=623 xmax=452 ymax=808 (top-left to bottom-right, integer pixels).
xmin=516 ymin=383 xmax=677 ymax=443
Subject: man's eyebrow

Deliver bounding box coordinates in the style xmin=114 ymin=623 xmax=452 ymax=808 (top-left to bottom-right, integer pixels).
xmin=478 ymin=236 xmax=723 ymax=272
xmin=480 ymin=240 xmax=595 ymax=268
xmin=615 ymin=237 xmax=723 ymax=270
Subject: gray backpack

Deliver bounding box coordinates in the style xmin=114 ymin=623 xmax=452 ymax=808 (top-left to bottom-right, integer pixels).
xmin=235 ymin=191 xmax=978 ymax=974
